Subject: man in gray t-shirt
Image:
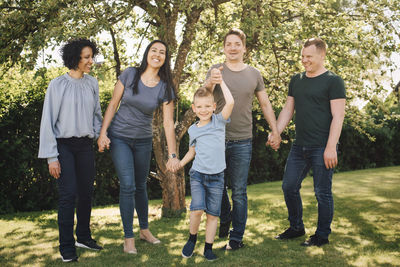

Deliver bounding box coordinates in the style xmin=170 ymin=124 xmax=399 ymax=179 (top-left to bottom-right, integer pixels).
xmin=205 ymin=28 xmax=281 ymax=249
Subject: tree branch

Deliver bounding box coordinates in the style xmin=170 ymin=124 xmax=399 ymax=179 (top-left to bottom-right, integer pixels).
xmin=0 ymin=5 xmax=33 ymax=11
xmin=176 ymin=108 xmax=197 ymax=140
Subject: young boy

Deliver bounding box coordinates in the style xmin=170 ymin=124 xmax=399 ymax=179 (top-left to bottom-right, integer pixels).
xmin=178 ymin=68 xmax=234 ymax=261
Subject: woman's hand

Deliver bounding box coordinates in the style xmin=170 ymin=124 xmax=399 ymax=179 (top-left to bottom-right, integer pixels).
xmin=166 ymin=158 xmax=181 ymax=173
xmin=49 ymin=160 xmax=61 ymax=179
xmin=97 ymin=134 xmax=110 ymax=152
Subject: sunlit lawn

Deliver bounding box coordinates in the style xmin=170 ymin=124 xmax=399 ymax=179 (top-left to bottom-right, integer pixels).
xmin=1 ymin=166 xmax=399 ymax=266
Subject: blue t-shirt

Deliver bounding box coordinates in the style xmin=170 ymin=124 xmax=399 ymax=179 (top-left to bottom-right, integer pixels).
xmin=189 ymin=113 xmax=230 ymax=174
xmin=109 ymin=67 xmax=175 ymax=139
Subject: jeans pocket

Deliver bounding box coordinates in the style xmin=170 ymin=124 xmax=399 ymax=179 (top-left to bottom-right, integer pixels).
xmin=188 ymin=168 xmax=196 ymax=177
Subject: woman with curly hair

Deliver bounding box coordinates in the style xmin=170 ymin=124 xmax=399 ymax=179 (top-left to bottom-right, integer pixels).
xmin=97 ymin=40 xmax=179 ymax=254
xmin=38 ymin=38 xmax=103 ymax=262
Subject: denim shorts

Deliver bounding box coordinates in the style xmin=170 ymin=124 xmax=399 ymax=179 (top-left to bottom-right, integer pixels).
xmin=189 ymin=169 xmax=224 ymax=216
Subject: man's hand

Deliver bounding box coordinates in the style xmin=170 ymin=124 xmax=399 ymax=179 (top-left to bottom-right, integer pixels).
xmin=266 ymin=132 xmax=282 ymax=151
xmin=209 ymin=66 xmax=224 ymax=86
xmin=49 ymin=160 xmax=61 ymax=179
xmin=166 ymin=158 xmax=181 ymax=173
xmin=323 ymin=146 xmax=338 ymax=169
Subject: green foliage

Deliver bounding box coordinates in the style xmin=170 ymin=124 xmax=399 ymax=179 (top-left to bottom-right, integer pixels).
xmin=1 ymin=0 xmax=400 ymax=213
xmin=0 ymin=68 xmax=53 ymax=213
xmin=339 ymin=96 xmax=400 ymax=170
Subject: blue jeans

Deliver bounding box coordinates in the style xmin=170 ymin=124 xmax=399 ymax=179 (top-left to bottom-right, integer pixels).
xmin=56 ymin=137 xmax=95 ymax=255
xmin=110 ymin=135 xmax=152 ymax=238
xmin=220 ymin=138 xmax=252 ymax=241
xmin=189 ymin=169 xmax=224 ymax=216
xmin=282 ymin=144 xmax=334 ymax=239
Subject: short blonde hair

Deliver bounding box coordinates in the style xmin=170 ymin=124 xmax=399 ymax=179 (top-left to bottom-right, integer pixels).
xmin=193 ymin=87 xmax=214 ymax=103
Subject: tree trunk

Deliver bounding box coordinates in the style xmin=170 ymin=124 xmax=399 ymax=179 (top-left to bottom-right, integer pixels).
xmin=147 ymin=0 xmax=229 ymax=217
xmin=152 ymin=108 xmax=187 ymax=217
xmin=159 ymin=168 xmax=186 ymax=217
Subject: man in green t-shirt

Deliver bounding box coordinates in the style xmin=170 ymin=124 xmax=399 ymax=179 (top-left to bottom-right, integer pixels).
xmin=271 ymin=38 xmax=346 ymax=246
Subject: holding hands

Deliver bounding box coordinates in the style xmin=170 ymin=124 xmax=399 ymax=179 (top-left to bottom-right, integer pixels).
xmin=97 ymin=134 xmax=111 ymax=152
xmin=166 ymin=157 xmax=181 ymax=173
xmin=266 ymin=131 xmax=282 ymax=151
xmin=209 ymin=66 xmax=224 ymax=87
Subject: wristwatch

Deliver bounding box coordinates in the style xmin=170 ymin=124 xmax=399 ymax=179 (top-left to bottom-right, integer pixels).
xmin=169 ymin=153 xmax=177 ymax=159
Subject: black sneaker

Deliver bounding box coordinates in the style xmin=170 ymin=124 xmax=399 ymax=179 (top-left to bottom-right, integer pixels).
xmin=61 ymin=252 xmax=78 ymax=262
xmin=275 ymin=227 xmax=305 ymax=240
xmin=218 ymin=220 xmax=231 ymax=238
xmin=182 ymin=240 xmax=195 ymax=258
xmin=204 ymin=249 xmax=217 ymax=261
xmin=301 ymin=234 xmax=329 ymax=247
xmin=222 ymin=239 xmax=245 ymax=250
xmin=75 ymin=239 xmax=103 ymax=250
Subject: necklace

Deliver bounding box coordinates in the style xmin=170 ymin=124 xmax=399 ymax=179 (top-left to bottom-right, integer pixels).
xmin=142 ymin=75 xmax=160 ymax=86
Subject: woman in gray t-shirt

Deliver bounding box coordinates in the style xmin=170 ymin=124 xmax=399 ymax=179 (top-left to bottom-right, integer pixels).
xmin=97 ymin=40 xmax=179 ymax=254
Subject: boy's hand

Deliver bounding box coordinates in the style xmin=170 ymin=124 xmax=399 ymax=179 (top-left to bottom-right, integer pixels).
xmin=210 ymin=66 xmax=224 ymax=86
xmin=166 ymin=158 xmax=180 ymax=172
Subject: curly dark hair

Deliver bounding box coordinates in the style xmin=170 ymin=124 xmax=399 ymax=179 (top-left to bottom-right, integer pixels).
xmin=61 ymin=38 xmax=98 ymax=70
xmin=132 ymin=40 xmax=176 ymax=103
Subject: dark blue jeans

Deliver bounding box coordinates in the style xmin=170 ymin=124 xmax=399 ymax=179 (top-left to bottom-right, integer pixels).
xmin=56 ymin=137 xmax=95 ymax=255
xmin=282 ymin=144 xmax=334 ymax=239
xmin=220 ymin=138 xmax=252 ymax=241
xmin=110 ymin=135 xmax=152 ymax=238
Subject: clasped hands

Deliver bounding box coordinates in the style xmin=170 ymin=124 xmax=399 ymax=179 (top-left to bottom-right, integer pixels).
xmin=266 ymin=132 xmax=282 ymax=151
xmin=209 ymin=66 xmax=224 ymax=87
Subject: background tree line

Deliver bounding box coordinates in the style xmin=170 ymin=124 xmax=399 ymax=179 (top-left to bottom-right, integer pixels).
xmin=1 ymin=0 xmax=399 ymax=215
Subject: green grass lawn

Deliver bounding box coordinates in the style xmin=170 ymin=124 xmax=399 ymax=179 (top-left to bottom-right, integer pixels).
xmin=1 ymin=166 xmax=399 ymax=267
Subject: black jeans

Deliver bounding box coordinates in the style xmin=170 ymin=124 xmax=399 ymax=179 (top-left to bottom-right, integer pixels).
xmin=56 ymin=137 xmax=95 ymax=255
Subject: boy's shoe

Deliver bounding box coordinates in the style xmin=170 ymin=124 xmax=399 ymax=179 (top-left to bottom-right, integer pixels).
xmin=75 ymin=239 xmax=103 ymax=250
xmin=301 ymin=234 xmax=329 ymax=247
xmin=222 ymin=239 xmax=245 ymax=250
xmin=61 ymin=252 xmax=78 ymax=262
xmin=275 ymin=227 xmax=305 ymax=240
xmin=218 ymin=220 xmax=231 ymax=238
xmin=204 ymin=249 xmax=217 ymax=261
xmin=182 ymin=240 xmax=195 ymax=258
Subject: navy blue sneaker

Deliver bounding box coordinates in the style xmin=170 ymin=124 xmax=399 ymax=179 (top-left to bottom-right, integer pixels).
xmin=204 ymin=249 xmax=217 ymax=261
xmin=182 ymin=240 xmax=195 ymax=258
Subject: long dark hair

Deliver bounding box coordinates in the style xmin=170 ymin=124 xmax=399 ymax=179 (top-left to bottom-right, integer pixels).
xmin=132 ymin=40 xmax=175 ymax=103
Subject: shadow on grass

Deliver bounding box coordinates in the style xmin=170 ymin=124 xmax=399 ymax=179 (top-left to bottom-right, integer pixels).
xmin=1 ymin=166 xmax=399 ymax=266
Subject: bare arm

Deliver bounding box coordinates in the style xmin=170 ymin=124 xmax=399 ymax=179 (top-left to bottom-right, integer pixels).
xmin=163 ymin=100 xmax=180 ymax=172
xmin=324 ymin=98 xmax=346 ymax=169
xmin=97 ymin=80 xmax=124 ymax=152
xmin=276 ymin=96 xmax=295 ymax=134
xmin=220 ymin=80 xmax=234 ymax=120
xmin=256 ymin=90 xmax=281 ymax=149
xmin=179 ymin=146 xmax=196 ymax=168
